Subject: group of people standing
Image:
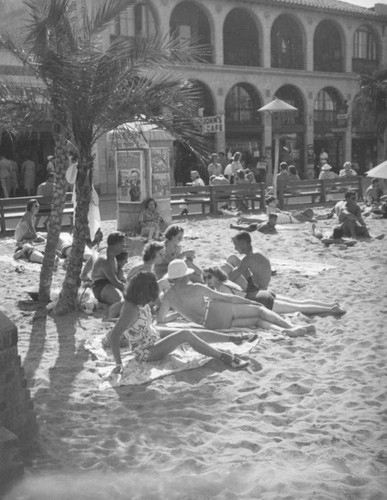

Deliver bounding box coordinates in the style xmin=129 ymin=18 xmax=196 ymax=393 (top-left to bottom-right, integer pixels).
xmin=0 ymin=153 xmax=55 ymax=198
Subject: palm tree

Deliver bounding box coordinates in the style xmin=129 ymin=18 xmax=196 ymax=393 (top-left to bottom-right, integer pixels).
xmin=353 ymin=67 xmax=387 ymax=158
xmin=0 ymin=0 xmax=207 ymax=313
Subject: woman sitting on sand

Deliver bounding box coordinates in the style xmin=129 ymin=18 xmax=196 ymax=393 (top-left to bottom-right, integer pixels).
xmin=202 ymin=266 xmax=345 ymax=316
xmin=138 ymin=197 xmax=165 ymax=242
xmin=14 ymin=199 xmax=46 ymax=244
xmin=106 ymin=272 xmax=250 ymax=373
xmin=153 ymin=224 xmax=203 ymax=282
xmin=157 ymin=260 xmax=316 ymax=337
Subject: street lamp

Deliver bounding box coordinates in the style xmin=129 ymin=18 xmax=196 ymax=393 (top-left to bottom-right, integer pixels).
xmin=258 ymin=98 xmax=298 ymax=195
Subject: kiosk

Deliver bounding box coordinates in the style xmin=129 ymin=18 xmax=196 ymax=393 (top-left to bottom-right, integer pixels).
xmin=107 ymin=123 xmax=174 ymax=233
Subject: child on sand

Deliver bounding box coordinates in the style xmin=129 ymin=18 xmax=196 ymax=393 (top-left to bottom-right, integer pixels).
xmin=107 ymin=272 xmax=250 ymax=373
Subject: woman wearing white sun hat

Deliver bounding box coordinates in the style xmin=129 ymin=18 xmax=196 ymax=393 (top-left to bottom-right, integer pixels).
xmin=318 ymin=163 xmax=337 ymax=180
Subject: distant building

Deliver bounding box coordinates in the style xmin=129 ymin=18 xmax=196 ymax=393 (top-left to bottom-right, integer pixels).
xmin=1 ymin=0 xmax=386 ymax=191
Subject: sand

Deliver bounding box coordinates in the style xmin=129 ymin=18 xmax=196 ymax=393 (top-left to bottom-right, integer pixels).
xmin=1 ymin=212 xmax=387 ymax=500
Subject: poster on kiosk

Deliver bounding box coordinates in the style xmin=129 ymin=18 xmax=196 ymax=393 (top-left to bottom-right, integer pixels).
xmin=111 ymin=123 xmax=174 ymax=234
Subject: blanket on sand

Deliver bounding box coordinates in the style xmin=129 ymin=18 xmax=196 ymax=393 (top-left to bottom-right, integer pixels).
xmin=85 ymin=326 xmax=261 ymax=389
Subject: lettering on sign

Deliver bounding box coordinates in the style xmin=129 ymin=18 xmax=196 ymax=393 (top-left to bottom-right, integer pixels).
xmin=201 ymin=115 xmax=225 ymax=134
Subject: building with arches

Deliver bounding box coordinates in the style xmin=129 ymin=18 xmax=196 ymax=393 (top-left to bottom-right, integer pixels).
xmin=98 ymin=0 xmax=387 ymax=186
xmin=1 ymin=0 xmax=386 ymax=191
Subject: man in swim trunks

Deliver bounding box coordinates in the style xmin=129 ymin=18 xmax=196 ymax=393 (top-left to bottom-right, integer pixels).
xmin=157 ymin=260 xmax=315 ymax=337
xmin=222 ymin=231 xmax=272 ymax=293
xmin=91 ymin=231 xmax=126 ymax=310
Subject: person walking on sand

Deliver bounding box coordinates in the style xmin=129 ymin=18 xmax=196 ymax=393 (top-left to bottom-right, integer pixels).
xmin=157 ymin=260 xmax=315 ymax=337
xmin=107 ymin=272 xmax=250 ymax=373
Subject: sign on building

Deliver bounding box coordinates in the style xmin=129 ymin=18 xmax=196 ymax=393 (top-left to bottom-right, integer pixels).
xmin=201 ymin=115 xmax=225 ymax=134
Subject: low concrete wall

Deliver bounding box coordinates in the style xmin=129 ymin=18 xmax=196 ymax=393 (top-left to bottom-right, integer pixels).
xmin=0 ymin=310 xmax=37 ymax=492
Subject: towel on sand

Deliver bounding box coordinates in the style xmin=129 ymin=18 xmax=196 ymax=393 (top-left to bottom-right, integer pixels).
xmin=85 ymin=330 xmax=260 ymax=389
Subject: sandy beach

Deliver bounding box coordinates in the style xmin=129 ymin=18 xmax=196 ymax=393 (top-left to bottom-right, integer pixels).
xmin=1 ymin=211 xmax=387 ymax=499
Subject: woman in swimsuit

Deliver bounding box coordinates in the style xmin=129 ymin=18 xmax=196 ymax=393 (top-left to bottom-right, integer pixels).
xmin=107 ymin=272 xmax=250 ymax=373
xmin=14 ymin=199 xmax=46 ymax=243
xmin=202 ymin=266 xmax=345 ymax=316
xmin=153 ymin=224 xmax=202 ymax=282
xmin=158 ymin=260 xmax=316 ymax=337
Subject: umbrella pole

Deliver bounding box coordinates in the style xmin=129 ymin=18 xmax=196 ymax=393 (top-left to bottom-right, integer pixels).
xmin=273 ymin=133 xmax=279 ymax=196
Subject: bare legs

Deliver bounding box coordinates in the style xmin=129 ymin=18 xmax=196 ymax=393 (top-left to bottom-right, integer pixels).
xmin=146 ymin=329 xmax=245 ymax=367
xmin=273 ymin=295 xmax=345 ymax=315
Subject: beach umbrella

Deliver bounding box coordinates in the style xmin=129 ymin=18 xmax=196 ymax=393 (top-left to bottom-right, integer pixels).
xmin=258 ymin=99 xmax=298 ymax=195
xmin=366 ymin=160 xmax=387 ymax=179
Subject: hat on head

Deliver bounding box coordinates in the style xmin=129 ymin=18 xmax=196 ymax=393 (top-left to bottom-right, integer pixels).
xmin=47 ymin=155 xmax=54 ymax=160
xmin=166 ymin=259 xmax=195 ymax=280
xmin=321 ymin=164 xmax=332 ymax=171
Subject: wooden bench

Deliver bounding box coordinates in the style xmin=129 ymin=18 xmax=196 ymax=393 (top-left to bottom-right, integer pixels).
xmin=170 ymin=185 xmax=212 ymax=216
xmin=320 ymin=177 xmax=363 ymax=203
xmin=281 ymin=179 xmax=322 ymax=206
xmin=212 ymin=183 xmax=265 ymax=212
xmin=0 ymin=192 xmax=74 ymax=236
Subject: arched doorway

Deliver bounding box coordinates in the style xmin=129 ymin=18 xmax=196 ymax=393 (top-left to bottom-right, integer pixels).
xmin=271 ymin=14 xmax=304 ymax=70
xmin=314 ymin=20 xmax=344 ymax=73
xmin=223 ymin=8 xmax=260 ymax=67
xmin=170 ymin=1 xmax=213 ymax=63
xmin=273 ymin=85 xmax=306 ymax=175
xmin=314 ymin=87 xmax=347 ymax=174
xmin=225 ymin=83 xmax=262 ymax=171
xmin=174 ymin=80 xmax=215 ymax=185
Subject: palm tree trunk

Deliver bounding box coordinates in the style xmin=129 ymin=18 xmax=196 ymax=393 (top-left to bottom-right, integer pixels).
xmin=38 ymin=134 xmax=69 ymax=303
xmin=55 ymin=150 xmax=93 ymax=315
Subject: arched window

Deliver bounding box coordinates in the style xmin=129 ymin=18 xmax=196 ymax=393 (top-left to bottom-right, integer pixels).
xmin=170 ymin=1 xmax=212 ymax=63
xmin=271 ymin=15 xmax=304 ymax=70
xmin=314 ymin=21 xmax=344 ymax=73
xmin=314 ymin=90 xmax=337 ymax=123
xmin=223 ymin=9 xmax=260 ymax=67
xmin=225 ymin=84 xmax=259 ymax=123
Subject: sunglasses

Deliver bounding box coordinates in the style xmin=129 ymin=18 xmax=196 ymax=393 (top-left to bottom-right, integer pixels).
xmin=203 ymin=274 xmax=212 ymax=281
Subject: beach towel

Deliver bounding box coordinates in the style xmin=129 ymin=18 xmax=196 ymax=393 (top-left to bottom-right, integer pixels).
xmin=85 ymin=330 xmax=260 ymax=389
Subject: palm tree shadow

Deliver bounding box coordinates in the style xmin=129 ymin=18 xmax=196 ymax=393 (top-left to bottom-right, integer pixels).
xmin=22 ymin=305 xmax=48 ymax=383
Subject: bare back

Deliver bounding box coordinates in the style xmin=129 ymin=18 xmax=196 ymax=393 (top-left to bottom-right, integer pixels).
xmin=237 ymin=252 xmax=271 ymax=290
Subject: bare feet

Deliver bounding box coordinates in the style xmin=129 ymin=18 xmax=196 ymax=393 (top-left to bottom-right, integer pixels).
xmin=331 ymin=305 xmax=346 ymax=315
xmin=283 ymin=324 xmax=316 ymax=337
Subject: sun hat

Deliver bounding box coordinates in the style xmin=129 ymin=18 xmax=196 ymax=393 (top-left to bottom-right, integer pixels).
xmin=166 ymin=259 xmax=195 ymax=280
xmin=47 ymin=155 xmax=55 ymax=160
xmin=321 ymin=164 xmax=332 ymax=171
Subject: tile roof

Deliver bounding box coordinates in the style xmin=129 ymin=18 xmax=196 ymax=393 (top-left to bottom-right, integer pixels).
xmin=242 ymin=0 xmax=383 ymax=19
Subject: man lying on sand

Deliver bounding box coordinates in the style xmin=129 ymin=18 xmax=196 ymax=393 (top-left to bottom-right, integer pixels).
xmin=230 ymin=214 xmax=278 ymax=234
xmin=202 ymin=266 xmax=345 ymax=316
xmin=157 ymin=259 xmax=315 ymax=337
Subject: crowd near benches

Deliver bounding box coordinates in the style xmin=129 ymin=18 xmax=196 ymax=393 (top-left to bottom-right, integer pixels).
xmin=171 ymin=176 xmax=363 ymax=217
xmin=0 ymin=192 xmax=74 ymax=236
